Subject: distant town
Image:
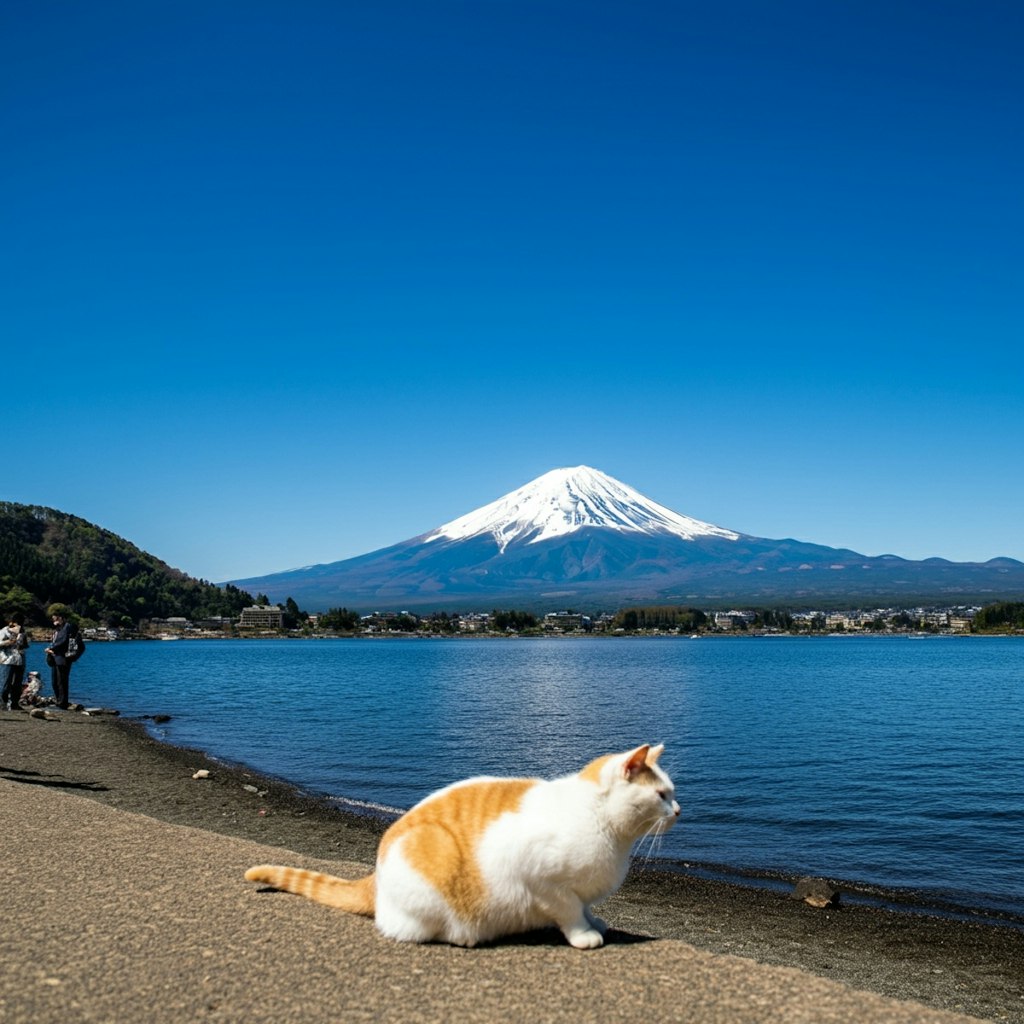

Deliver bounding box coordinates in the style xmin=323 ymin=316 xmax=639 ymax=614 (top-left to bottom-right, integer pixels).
xmin=72 ymin=600 xmax=1024 ymax=641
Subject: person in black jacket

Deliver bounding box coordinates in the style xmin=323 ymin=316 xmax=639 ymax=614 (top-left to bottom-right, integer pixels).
xmin=45 ymin=606 xmax=75 ymax=709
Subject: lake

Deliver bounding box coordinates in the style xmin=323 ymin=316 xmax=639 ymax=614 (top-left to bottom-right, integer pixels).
xmin=49 ymin=634 xmax=1024 ymax=921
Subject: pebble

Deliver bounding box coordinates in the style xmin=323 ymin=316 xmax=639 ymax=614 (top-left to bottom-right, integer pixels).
xmin=791 ymin=877 xmax=842 ymax=908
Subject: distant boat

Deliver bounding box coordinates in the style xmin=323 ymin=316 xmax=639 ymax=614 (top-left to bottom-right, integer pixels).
xmin=157 ymin=633 xmax=181 ymax=641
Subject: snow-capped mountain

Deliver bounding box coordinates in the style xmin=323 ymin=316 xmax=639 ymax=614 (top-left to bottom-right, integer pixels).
xmin=424 ymin=466 xmax=740 ymax=551
xmin=229 ymin=467 xmax=1024 ymax=611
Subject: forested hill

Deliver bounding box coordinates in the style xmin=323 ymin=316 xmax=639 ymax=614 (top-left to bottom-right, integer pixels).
xmin=0 ymin=502 xmax=253 ymax=626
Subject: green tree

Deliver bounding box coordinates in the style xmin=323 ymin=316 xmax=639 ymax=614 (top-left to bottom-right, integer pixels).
xmin=973 ymin=602 xmax=1024 ymax=632
xmin=0 ymin=584 xmax=36 ymax=619
xmin=752 ymin=608 xmax=794 ymax=631
xmin=611 ymin=606 xmax=707 ymax=632
xmin=385 ymin=613 xmax=419 ymax=632
xmin=282 ymin=596 xmax=307 ymax=629
xmin=491 ymin=609 xmax=538 ymax=632
xmin=320 ymin=607 xmax=361 ymax=632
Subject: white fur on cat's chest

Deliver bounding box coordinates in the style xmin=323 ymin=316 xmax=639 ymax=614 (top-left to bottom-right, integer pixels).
xmin=478 ymin=781 xmax=629 ymax=904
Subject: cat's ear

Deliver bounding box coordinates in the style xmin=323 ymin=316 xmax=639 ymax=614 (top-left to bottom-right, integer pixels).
xmin=646 ymin=743 xmax=665 ymax=766
xmin=623 ymin=745 xmax=651 ymax=779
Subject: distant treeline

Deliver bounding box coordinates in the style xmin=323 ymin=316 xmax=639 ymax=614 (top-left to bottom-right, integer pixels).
xmin=972 ymin=602 xmax=1024 ymax=632
xmin=611 ymin=606 xmax=707 ymax=631
xmin=490 ymin=609 xmax=539 ymax=632
xmin=317 ymin=607 xmax=362 ymax=632
xmin=316 ymin=608 xmax=542 ymax=633
xmin=0 ymin=502 xmax=254 ymax=626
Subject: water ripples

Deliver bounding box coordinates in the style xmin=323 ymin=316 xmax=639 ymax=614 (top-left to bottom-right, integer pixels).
xmin=64 ymin=634 xmax=1024 ymax=917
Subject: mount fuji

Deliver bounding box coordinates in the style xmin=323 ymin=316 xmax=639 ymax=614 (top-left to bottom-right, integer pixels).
xmin=229 ymin=466 xmax=1024 ymax=611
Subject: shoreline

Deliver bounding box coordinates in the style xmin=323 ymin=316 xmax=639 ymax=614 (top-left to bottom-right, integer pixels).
xmin=653 ymin=860 xmax=1024 ymax=933
xmin=249 ymin=763 xmax=1024 ymax=933
xmin=127 ymin=704 xmax=1024 ymax=931
xmin=54 ymin=631 xmax=1024 ymax=641
xmin=1 ymin=707 xmax=1021 ymax=1022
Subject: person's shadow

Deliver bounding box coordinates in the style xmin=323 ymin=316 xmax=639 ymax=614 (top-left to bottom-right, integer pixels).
xmin=0 ymin=765 xmax=109 ymax=791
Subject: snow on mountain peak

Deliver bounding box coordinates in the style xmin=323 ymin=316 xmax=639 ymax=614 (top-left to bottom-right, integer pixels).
xmin=424 ymin=466 xmax=740 ymax=552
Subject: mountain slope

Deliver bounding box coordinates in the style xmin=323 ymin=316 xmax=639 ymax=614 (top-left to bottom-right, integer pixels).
xmin=0 ymin=502 xmax=254 ymax=625
xmin=228 ymin=467 xmax=1024 ymax=611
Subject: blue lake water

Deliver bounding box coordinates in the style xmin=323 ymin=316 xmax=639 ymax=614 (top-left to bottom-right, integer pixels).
xmin=49 ymin=635 xmax=1024 ymax=920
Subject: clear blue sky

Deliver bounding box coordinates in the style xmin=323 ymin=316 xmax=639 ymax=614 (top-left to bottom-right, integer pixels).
xmin=4 ymin=1 xmax=1022 ymax=583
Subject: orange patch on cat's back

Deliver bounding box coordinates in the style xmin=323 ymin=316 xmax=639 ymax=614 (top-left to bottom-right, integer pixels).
xmin=380 ymin=777 xmax=537 ymax=921
xmin=579 ymin=754 xmax=614 ymax=785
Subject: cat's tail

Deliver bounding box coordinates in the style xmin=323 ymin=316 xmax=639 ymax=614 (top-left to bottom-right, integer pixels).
xmin=245 ymin=865 xmax=376 ymax=916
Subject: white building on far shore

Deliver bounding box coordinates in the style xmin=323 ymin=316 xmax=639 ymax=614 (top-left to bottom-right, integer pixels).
xmin=239 ymin=605 xmax=284 ymax=629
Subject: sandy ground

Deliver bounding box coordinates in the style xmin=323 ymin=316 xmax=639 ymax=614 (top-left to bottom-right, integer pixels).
xmin=1 ymin=707 xmax=1021 ymax=1023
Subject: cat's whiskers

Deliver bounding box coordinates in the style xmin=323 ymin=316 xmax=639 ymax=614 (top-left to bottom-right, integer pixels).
xmin=633 ymin=815 xmax=669 ymax=864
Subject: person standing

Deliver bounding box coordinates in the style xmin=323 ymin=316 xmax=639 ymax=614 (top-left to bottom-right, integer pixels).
xmin=45 ymin=606 xmax=75 ymax=709
xmin=1 ymin=614 xmax=29 ymax=710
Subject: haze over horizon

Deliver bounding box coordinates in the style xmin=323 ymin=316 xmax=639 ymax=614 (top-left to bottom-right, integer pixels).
xmin=4 ymin=2 xmax=1021 ymax=582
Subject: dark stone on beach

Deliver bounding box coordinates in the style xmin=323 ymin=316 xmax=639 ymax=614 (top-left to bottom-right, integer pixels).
xmin=141 ymin=714 xmax=172 ymax=723
xmin=28 ymin=708 xmax=61 ymax=721
xmin=791 ymin=877 xmax=841 ymax=908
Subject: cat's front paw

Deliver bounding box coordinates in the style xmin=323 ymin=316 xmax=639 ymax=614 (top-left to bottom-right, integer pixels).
xmin=566 ymin=927 xmax=605 ymax=950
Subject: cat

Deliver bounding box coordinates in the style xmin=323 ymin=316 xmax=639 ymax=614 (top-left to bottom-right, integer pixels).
xmin=245 ymin=743 xmax=679 ymax=949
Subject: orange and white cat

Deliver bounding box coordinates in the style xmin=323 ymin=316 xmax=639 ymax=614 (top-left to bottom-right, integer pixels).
xmin=245 ymin=743 xmax=678 ymax=949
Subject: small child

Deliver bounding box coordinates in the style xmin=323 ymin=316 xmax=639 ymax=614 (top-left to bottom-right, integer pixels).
xmin=21 ymin=670 xmax=43 ymax=705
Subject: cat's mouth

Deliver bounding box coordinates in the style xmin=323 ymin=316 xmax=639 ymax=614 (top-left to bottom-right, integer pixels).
xmin=646 ymin=811 xmax=679 ymax=835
